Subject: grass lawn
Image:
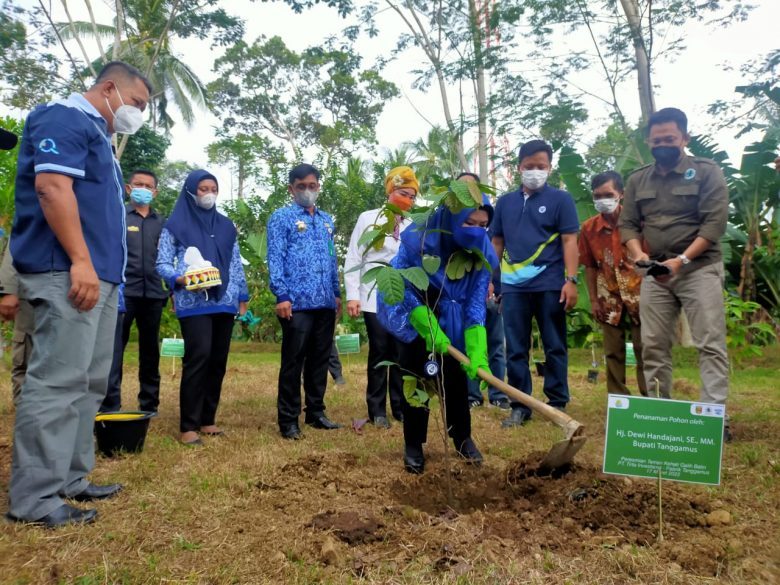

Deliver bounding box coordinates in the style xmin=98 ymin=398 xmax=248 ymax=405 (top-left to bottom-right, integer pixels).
xmin=0 ymin=342 xmax=778 ymax=584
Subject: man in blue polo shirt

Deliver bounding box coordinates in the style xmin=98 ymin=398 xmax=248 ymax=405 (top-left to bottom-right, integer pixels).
xmin=491 ymin=140 xmax=580 ymax=428
xmin=7 ymin=61 xmax=152 ymax=528
xmin=267 ymin=163 xmax=342 ymax=439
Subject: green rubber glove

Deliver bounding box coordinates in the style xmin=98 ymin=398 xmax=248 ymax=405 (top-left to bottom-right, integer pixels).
xmin=409 ymin=305 xmax=451 ymax=354
xmin=462 ymin=325 xmax=491 ymax=380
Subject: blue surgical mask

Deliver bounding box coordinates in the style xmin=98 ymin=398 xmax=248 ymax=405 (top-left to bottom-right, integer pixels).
xmin=130 ymin=187 xmax=153 ymax=205
xmin=453 ymin=225 xmax=488 ymax=251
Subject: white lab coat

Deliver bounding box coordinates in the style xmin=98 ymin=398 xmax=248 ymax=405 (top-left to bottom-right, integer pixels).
xmin=343 ymin=208 xmax=411 ymax=313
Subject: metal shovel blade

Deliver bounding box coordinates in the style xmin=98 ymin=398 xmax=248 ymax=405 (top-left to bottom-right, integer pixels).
xmin=539 ymin=435 xmax=588 ymax=470
xmin=447 ymin=345 xmax=588 ymax=468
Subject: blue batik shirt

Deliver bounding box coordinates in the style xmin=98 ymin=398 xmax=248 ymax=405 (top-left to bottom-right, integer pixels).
xmin=11 ymin=93 xmax=126 ymax=283
xmin=267 ymin=204 xmax=340 ymax=311
xmin=156 ymin=228 xmax=249 ymax=319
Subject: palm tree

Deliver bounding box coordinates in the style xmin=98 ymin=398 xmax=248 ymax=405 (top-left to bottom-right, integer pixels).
xmin=52 ymin=0 xmax=207 ymax=132
xmin=408 ymin=126 xmax=465 ymax=179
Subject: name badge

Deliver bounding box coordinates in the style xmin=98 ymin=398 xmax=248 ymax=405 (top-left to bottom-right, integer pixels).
xmin=127 ymin=226 xmax=140 ymax=232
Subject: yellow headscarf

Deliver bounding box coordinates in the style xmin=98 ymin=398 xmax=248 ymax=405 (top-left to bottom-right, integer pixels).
xmin=384 ymin=166 xmax=419 ymax=195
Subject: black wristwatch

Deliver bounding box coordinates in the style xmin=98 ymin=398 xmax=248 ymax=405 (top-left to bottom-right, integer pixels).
xmin=565 ymin=275 xmax=578 ymax=285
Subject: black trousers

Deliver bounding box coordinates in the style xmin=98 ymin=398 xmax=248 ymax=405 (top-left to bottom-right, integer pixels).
xmin=328 ymin=342 xmax=343 ymax=379
xmin=400 ymin=335 xmax=471 ymax=447
xmin=277 ymin=309 xmax=335 ymax=428
xmin=102 ymin=297 xmax=165 ymax=412
xmin=178 ymin=313 xmax=234 ymax=433
xmin=364 ymin=311 xmax=404 ymax=420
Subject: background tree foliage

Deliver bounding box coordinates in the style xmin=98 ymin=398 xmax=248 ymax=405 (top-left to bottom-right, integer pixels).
xmin=0 ymin=0 xmax=777 ymax=346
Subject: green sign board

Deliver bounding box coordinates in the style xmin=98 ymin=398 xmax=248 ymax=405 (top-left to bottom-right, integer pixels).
xmin=603 ymin=394 xmax=725 ymax=485
xmin=160 ymin=338 xmax=185 ymax=358
xmin=625 ymin=342 xmax=637 ymax=366
xmin=335 ymin=334 xmax=360 ymax=355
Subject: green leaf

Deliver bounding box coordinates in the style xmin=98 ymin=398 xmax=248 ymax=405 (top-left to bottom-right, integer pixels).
xmin=374 ymin=360 xmax=398 ymax=368
xmin=469 ymin=248 xmax=491 ymax=272
xmin=245 ymin=230 xmax=267 ymax=261
xmin=403 ymin=375 xmax=428 ymax=408
xmin=449 ymin=179 xmax=479 ymax=207
xmin=443 ymin=192 xmax=467 ymax=214
xmin=465 ymin=180 xmax=484 ymax=205
xmin=399 ymin=266 xmax=429 ymax=290
xmin=357 ymin=228 xmax=382 ymax=248
xmin=372 ymin=235 xmax=387 ymax=251
xmin=360 ymin=265 xmax=384 ymax=285
xmin=409 ymin=211 xmax=431 ymax=225
xmin=375 ymin=267 xmax=405 ymax=305
xmin=381 ymin=209 xmax=396 ymax=234
xmin=422 ymin=254 xmax=441 ymax=274
xmin=476 ymin=181 xmax=495 ymax=197
xmin=445 ymin=250 xmax=473 ymax=280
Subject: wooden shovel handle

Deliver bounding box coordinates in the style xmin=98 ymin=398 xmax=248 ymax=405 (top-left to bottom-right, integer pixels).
xmin=447 ymin=344 xmax=584 ymax=438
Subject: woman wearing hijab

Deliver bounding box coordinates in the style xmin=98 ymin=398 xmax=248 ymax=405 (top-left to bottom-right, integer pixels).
xmin=378 ymin=190 xmax=497 ymax=474
xmin=343 ymin=166 xmax=416 ymax=428
xmin=156 ymin=170 xmax=249 ymax=446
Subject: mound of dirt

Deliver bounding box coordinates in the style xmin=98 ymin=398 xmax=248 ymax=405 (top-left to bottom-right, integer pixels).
xmin=310 ymin=510 xmax=384 ymax=545
xmin=391 ymin=452 xmax=733 ymax=576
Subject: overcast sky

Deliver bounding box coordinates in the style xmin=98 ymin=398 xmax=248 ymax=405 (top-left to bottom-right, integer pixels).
xmin=8 ymin=0 xmax=779 ymax=196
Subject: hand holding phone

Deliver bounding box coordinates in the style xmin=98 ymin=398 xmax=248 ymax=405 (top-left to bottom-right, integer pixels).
xmin=636 ymin=259 xmax=671 ymax=277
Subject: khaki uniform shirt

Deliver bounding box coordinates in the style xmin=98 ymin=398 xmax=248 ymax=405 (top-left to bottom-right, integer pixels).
xmin=619 ymin=154 xmax=729 ymax=267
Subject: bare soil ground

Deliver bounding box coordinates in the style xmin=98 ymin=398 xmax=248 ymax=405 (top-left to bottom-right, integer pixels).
xmin=0 ymin=345 xmax=778 ymax=584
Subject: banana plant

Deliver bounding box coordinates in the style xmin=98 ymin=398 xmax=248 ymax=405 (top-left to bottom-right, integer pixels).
xmin=690 ymin=130 xmax=780 ymax=316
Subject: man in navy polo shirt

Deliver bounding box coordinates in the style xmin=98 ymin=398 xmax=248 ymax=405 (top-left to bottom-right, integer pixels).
xmin=7 ymin=61 xmax=152 ymax=528
xmin=491 ymin=140 xmax=580 ymax=428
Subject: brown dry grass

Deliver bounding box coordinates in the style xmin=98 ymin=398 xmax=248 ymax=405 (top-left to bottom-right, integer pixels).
xmin=0 ymin=344 xmax=778 ymax=585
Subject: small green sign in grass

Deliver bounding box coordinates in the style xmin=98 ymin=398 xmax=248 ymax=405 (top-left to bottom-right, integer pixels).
xmin=335 ymin=334 xmax=360 ymax=355
xmin=603 ymin=394 xmax=725 ymax=485
xmin=160 ymin=338 xmax=185 ymax=358
xmin=625 ymin=342 xmax=637 ymax=366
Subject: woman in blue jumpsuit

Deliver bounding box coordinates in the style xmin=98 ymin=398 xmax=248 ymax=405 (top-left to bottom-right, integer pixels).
xmin=379 ymin=195 xmax=497 ymax=473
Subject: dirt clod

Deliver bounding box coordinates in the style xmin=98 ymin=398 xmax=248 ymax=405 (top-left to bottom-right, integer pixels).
xmin=706 ymin=509 xmax=732 ymax=526
xmin=310 ymin=511 xmax=383 ymax=545
xmin=320 ymin=536 xmax=342 ymax=566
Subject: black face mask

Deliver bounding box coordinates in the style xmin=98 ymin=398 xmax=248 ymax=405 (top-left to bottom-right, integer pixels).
xmin=651 ymin=146 xmax=681 ymax=168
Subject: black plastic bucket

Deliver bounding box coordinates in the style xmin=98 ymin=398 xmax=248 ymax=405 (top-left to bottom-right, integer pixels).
xmin=94 ymin=411 xmax=154 ymax=457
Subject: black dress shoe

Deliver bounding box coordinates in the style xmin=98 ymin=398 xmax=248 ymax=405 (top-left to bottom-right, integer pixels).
xmin=403 ymin=443 xmax=425 ymax=474
xmin=392 ymin=411 xmax=404 ymax=423
xmin=70 ymin=483 xmax=123 ymax=502
xmin=372 ymin=416 xmax=391 ymax=429
xmin=280 ymin=425 xmax=303 ymax=440
xmin=305 ymin=415 xmax=342 ymax=430
xmin=455 ymin=437 xmax=483 ymax=465
xmin=6 ymin=504 xmax=98 ymax=528
xmin=501 ymin=408 xmax=530 ymax=428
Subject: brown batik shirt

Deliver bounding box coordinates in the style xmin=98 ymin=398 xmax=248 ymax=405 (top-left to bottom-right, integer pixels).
xmin=579 ymin=208 xmax=642 ymax=326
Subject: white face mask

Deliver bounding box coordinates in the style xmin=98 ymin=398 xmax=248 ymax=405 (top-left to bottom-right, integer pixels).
xmin=106 ymin=82 xmax=145 ymax=135
xmin=196 ymin=193 xmax=217 ymax=210
xmin=294 ymin=189 xmax=319 ymax=208
xmin=521 ymin=169 xmax=548 ymax=191
xmin=594 ymin=197 xmax=619 ymax=215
